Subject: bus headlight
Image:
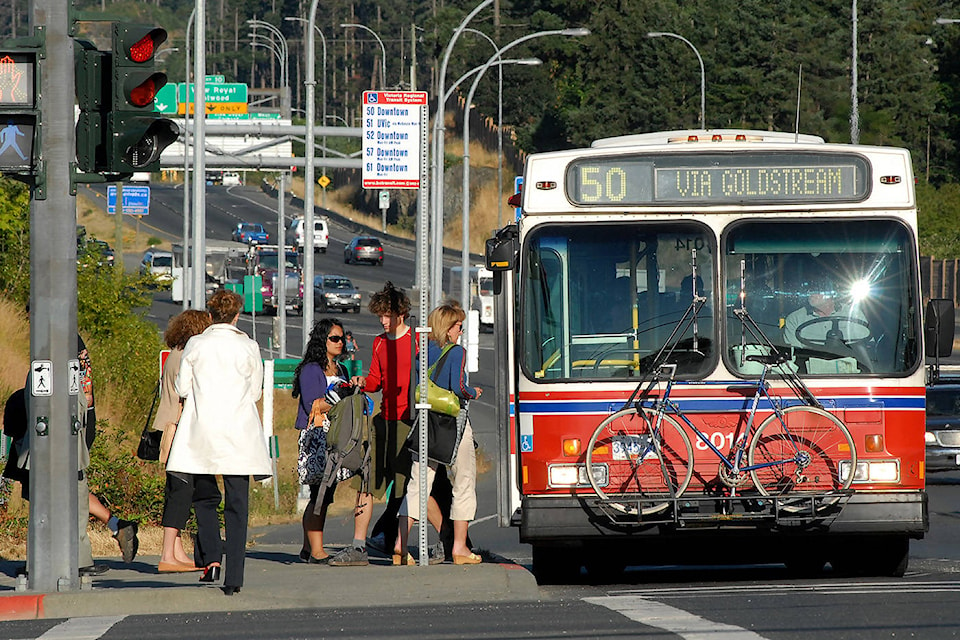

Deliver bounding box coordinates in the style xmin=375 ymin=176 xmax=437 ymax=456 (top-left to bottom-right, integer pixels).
xmin=547 ymin=464 xmax=607 ymax=488
xmin=840 ymin=459 xmax=900 ymax=483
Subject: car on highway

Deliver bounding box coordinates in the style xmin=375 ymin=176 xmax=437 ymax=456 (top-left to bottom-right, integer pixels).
xmin=314 ymin=274 xmax=362 ymax=313
xmin=251 ymin=246 xmax=303 ymax=315
xmin=222 ymin=171 xmax=242 ymax=186
xmin=926 ymin=383 xmax=960 ymax=472
xmin=232 ymin=222 xmax=269 ymax=246
xmin=343 ymin=236 xmax=383 ymax=266
xmin=290 ymin=217 xmax=329 ymax=253
xmin=139 ymin=249 xmax=174 ymax=282
xmin=87 ymin=239 xmax=115 ymax=268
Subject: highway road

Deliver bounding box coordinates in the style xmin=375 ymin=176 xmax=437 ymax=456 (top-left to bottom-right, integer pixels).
xmin=39 ymin=181 xmax=960 ymax=639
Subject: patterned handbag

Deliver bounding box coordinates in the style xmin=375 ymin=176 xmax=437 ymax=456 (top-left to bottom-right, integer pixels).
xmin=297 ymin=426 xmax=326 ymax=485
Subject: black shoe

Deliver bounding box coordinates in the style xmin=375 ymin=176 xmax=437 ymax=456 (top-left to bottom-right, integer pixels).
xmin=114 ymin=520 xmax=139 ymax=563
xmin=80 ymin=564 xmax=110 ymax=576
xmin=307 ymin=555 xmax=331 ymax=565
xmin=199 ymin=564 xmax=221 ymax=583
xmin=221 ymin=586 xmax=241 ymax=596
xmin=298 ymin=549 xmax=310 ymax=562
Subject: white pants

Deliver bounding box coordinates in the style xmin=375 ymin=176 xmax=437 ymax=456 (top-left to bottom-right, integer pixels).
xmin=400 ymin=421 xmax=477 ymax=522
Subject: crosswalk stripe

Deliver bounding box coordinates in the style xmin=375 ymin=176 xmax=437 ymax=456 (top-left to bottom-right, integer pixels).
xmin=585 ymin=595 xmax=768 ymax=639
xmin=610 ymin=580 xmax=960 ymax=598
xmin=37 ymin=616 xmax=125 ymax=640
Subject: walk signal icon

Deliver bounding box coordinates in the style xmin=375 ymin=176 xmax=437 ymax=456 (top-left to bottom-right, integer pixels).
xmin=0 ymin=50 xmax=38 ymax=173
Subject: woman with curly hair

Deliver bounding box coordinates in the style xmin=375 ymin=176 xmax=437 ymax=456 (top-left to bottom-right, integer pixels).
xmin=293 ymin=317 xmax=350 ymax=563
xmin=155 ymin=309 xmax=212 ymax=572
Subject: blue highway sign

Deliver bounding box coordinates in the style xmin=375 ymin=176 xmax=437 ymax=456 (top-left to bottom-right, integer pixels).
xmin=107 ymin=185 xmax=150 ymax=215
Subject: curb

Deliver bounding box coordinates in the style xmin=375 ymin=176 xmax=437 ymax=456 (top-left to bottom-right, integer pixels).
xmin=0 ymin=595 xmax=43 ymax=620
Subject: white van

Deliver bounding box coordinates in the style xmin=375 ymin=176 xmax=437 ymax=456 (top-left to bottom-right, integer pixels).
xmin=289 ymin=217 xmax=329 ymax=253
xmin=222 ymin=172 xmax=242 ymax=186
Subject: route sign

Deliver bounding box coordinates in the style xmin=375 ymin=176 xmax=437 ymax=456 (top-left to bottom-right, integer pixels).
xmin=178 ymin=82 xmax=248 ymax=115
xmin=361 ymin=91 xmax=427 ymax=189
xmin=107 ymin=185 xmax=150 ymax=215
xmin=154 ymin=83 xmax=178 ymax=114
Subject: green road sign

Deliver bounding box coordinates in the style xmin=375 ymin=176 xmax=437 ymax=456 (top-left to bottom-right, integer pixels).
xmin=180 ymin=82 xmax=248 ymax=103
xmin=153 ymin=83 xmax=177 ymax=113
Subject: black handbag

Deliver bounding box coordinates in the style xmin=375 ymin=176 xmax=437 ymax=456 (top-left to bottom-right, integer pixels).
xmin=406 ymin=409 xmax=465 ymax=466
xmin=136 ymin=381 xmax=162 ymax=461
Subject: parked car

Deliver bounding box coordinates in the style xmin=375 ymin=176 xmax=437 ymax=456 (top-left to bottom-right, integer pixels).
xmin=87 ymin=239 xmax=115 ymax=268
xmin=232 ymin=222 xmax=269 ymax=246
xmin=290 ymin=217 xmax=329 ymax=253
xmin=139 ymin=249 xmax=174 ymax=282
xmin=343 ymin=236 xmax=384 ymax=266
xmin=925 ymin=383 xmax=960 ymax=472
xmin=314 ymin=274 xmax=362 ymax=313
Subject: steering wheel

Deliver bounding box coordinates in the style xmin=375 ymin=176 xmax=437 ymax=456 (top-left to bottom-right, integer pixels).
xmin=795 ymin=316 xmax=872 ymax=349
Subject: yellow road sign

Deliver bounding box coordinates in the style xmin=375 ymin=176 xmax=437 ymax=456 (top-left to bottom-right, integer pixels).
xmin=318 ymin=175 xmax=331 ymax=188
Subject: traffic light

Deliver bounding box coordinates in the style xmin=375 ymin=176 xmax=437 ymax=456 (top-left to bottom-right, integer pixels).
xmin=0 ymin=29 xmax=43 ymax=188
xmin=107 ymin=23 xmax=177 ymax=174
xmin=74 ymin=39 xmax=108 ymax=173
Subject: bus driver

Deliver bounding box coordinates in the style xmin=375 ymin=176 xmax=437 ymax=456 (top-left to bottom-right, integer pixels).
xmin=783 ymin=275 xmax=869 ymax=350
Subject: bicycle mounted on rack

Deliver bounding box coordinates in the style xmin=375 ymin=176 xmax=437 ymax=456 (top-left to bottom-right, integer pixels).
xmin=584 ymin=263 xmax=858 ymax=527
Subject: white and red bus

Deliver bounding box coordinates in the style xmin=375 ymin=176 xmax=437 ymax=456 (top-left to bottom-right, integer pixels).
xmin=485 ymin=129 xmax=949 ymax=582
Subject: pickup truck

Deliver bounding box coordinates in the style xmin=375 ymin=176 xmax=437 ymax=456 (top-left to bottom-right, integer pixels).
xmin=232 ymin=222 xmax=269 ymax=246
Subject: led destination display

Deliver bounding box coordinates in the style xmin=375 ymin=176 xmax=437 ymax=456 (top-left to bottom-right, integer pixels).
xmin=566 ymin=152 xmax=870 ymax=205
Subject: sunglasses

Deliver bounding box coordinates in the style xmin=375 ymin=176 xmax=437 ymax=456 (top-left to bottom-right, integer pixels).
xmin=327 ymin=335 xmax=344 ymax=343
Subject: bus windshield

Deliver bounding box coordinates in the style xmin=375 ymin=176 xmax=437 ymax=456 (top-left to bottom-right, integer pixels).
xmin=520 ymin=222 xmax=715 ymax=380
xmin=723 ymin=219 xmax=920 ymax=376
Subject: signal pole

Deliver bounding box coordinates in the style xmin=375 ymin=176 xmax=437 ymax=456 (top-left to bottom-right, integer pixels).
xmin=29 ymin=0 xmax=81 ymax=591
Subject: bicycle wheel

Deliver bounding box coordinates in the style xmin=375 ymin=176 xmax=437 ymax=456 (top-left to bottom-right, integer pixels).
xmin=585 ymin=407 xmax=693 ymax=517
xmin=748 ymin=406 xmax=856 ymax=511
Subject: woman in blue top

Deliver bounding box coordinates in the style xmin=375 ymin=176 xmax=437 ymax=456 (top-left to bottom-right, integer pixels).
xmin=398 ymin=302 xmax=483 ymax=565
xmin=293 ymin=318 xmax=348 ymax=564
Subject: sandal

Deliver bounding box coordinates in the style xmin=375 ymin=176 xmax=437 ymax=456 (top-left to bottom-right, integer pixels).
xmin=392 ymin=553 xmax=415 ymax=566
xmin=452 ymin=552 xmax=482 ymax=565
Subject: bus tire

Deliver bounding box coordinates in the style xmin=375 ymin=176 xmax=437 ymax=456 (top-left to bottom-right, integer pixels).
xmin=830 ymin=536 xmax=909 ymax=577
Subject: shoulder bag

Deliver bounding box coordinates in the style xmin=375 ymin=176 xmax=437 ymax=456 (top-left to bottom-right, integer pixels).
xmin=407 ymin=345 xmax=466 ymax=465
xmin=136 ymin=381 xmax=162 ymax=461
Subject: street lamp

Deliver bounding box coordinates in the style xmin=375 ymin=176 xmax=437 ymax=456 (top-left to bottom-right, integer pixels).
xmin=341 ymin=23 xmax=387 ymax=89
xmin=285 ymin=16 xmax=328 ymax=207
xmin=455 ymin=28 xmax=589 ymax=332
xmin=646 ymin=31 xmax=706 ymax=130
xmin=248 ymin=19 xmax=290 ymax=118
xmin=850 ymin=0 xmax=859 ymax=144
xmin=458 ymin=57 xmax=541 ymax=327
xmin=429 ymin=0 xmax=494 ymax=309
xmin=935 ymin=17 xmax=960 ymax=24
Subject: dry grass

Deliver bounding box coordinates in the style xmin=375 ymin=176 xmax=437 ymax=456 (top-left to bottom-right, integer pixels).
xmin=77 ymin=192 xmax=171 ymax=253
xmin=0 ymin=298 xmax=29 ymax=400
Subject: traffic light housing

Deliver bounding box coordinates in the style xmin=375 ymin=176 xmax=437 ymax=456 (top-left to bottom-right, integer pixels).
xmin=107 ymin=23 xmax=177 ymax=174
xmin=74 ymin=39 xmax=108 ymax=174
xmin=0 ymin=28 xmax=44 ymax=194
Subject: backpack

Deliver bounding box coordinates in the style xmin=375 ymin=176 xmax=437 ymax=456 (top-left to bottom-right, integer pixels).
xmin=317 ymin=390 xmax=372 ymax=496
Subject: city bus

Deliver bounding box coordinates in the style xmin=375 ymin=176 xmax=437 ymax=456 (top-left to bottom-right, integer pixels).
xmin=449 ymin=264 xmax=495 ymax=330
xmin=484 ymin=129 xmax=949 ymax=582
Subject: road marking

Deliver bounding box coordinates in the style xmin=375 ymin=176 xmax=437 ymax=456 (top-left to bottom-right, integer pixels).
xmin=38 ymin=616 xmax=125 ymax=639
xmin=610 ymin=580 xmax=960 ymax=598
xmin=585 ymin=596 xmax=768 ymax=639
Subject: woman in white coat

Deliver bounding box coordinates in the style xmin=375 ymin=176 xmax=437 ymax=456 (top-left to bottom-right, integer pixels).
xmin=166 ymin=289 xmax=271 ymax=595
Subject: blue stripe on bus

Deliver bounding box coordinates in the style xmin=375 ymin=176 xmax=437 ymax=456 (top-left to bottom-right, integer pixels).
xmin=516 ymin=396 xmax=924 ymax=414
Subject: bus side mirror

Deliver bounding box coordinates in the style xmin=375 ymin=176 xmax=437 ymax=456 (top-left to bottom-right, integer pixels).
xmin=925 ymin=298 xmax=955 ymax=358
xmin=485 ymin=224 xmax=518 ymax=296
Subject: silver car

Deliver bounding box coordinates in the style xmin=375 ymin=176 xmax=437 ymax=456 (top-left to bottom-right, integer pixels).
xmin=314 ymin=274 xmax=362 ymax=313
xmin=139 ymin=249 xmax=174 ymax=282
xmin=343 ymin=236 xmax=383 ymax=266
xmin=926 ymin=384 xmax=960 ymax=472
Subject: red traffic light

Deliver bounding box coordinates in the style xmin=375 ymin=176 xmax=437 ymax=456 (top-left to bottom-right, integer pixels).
xmin=128 ymin=34 xmax=156 ymax=63
xmin=128 ymin=73 xmax=165 ymax=107
xmin=115 ymin=25 xmax=167 ymax=65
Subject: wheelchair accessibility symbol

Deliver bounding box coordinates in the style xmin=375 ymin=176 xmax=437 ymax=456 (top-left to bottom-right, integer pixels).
xmin=520 ymin=435 xmax=533 ymax=452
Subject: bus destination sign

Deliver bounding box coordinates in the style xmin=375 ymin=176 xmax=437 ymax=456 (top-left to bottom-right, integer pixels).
xmin=567 ymin=152 xmax=870 ymax=206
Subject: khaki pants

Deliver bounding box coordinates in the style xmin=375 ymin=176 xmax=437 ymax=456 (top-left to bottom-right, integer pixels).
xmin=400 ymin=421 xmax=477 ymax=522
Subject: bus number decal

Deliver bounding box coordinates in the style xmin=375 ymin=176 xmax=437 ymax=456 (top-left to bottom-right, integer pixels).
xmin=605 ymin=167 xmax=627 ymax=202
xmin=675 ymin=237 xmax=706 ymax=252
xmin=580 ymin=166 xmax=601 ymax=202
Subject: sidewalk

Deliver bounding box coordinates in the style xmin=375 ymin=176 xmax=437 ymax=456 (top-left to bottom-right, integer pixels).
xmin=0 ymin=541 xmax=539 ymax=620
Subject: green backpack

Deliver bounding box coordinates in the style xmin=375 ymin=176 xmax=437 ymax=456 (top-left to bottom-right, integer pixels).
xmin=318 ymin=391 xmax=371 ymax=495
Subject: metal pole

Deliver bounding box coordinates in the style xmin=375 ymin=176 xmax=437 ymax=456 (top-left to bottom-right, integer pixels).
xmin=248 ymin=20 xmax=290 ymax=119
xmin=431 ymin=0 xmax=494 ymax=309
xmin=462 ymin=29 xmax=503 ymax=229
xmin=851 ymin=0 xmax=859 ymax=144
xmin=287 ymin=17 xmax=329 ymax=209
xmin=341 ymin=23 xmax=386 ymax=89
xmin=192 ymin=0 xmax=207 ymax=310
xmin=277 ymin=173 xmax=287 ymax=358
xmin=416 ymin=104 xmax=430 ymax=567
xmin=459 ymin=29 xmax=586 ymax=337
xmin=303 ymin=0 xmax=320 ymax=346
xmin=183 ymin=9 xmax=195 ymax=309
xmin=29 ymin=0 xmax=80 ymax=591
xmin=646 ymin=31 xmax=706 ymax=130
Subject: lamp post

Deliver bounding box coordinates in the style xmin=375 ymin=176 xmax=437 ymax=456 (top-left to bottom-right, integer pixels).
xmin=935 ymin=17 xmax=960 ymax=24
xmin=248 ymin=19 xmax=290 ymax=118
xmin=646 ymin=31 xmax=706 ymax=130
xmin=462 ymin=29 xmax=507 ymax=228
xmin=182 ymin=7 xmax=195 ymax=309
xmin=850 ymin=0 xmax=859 ymax=144
xmin=302 ymin=0 xmax=321 ymax=344
xmin=286 ymin=16 xmax=328 ymax=207
xmin=458 ymin=28 xmax=588 ymax=334
xmin=430 ymin=0 xmax=494 ymax=309
xmin=341 ymin=23 xmax=387 ymax=89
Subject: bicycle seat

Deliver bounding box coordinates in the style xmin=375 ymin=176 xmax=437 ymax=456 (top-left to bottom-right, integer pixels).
xmin=745 ymin=353 xmax=790 ymax=366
